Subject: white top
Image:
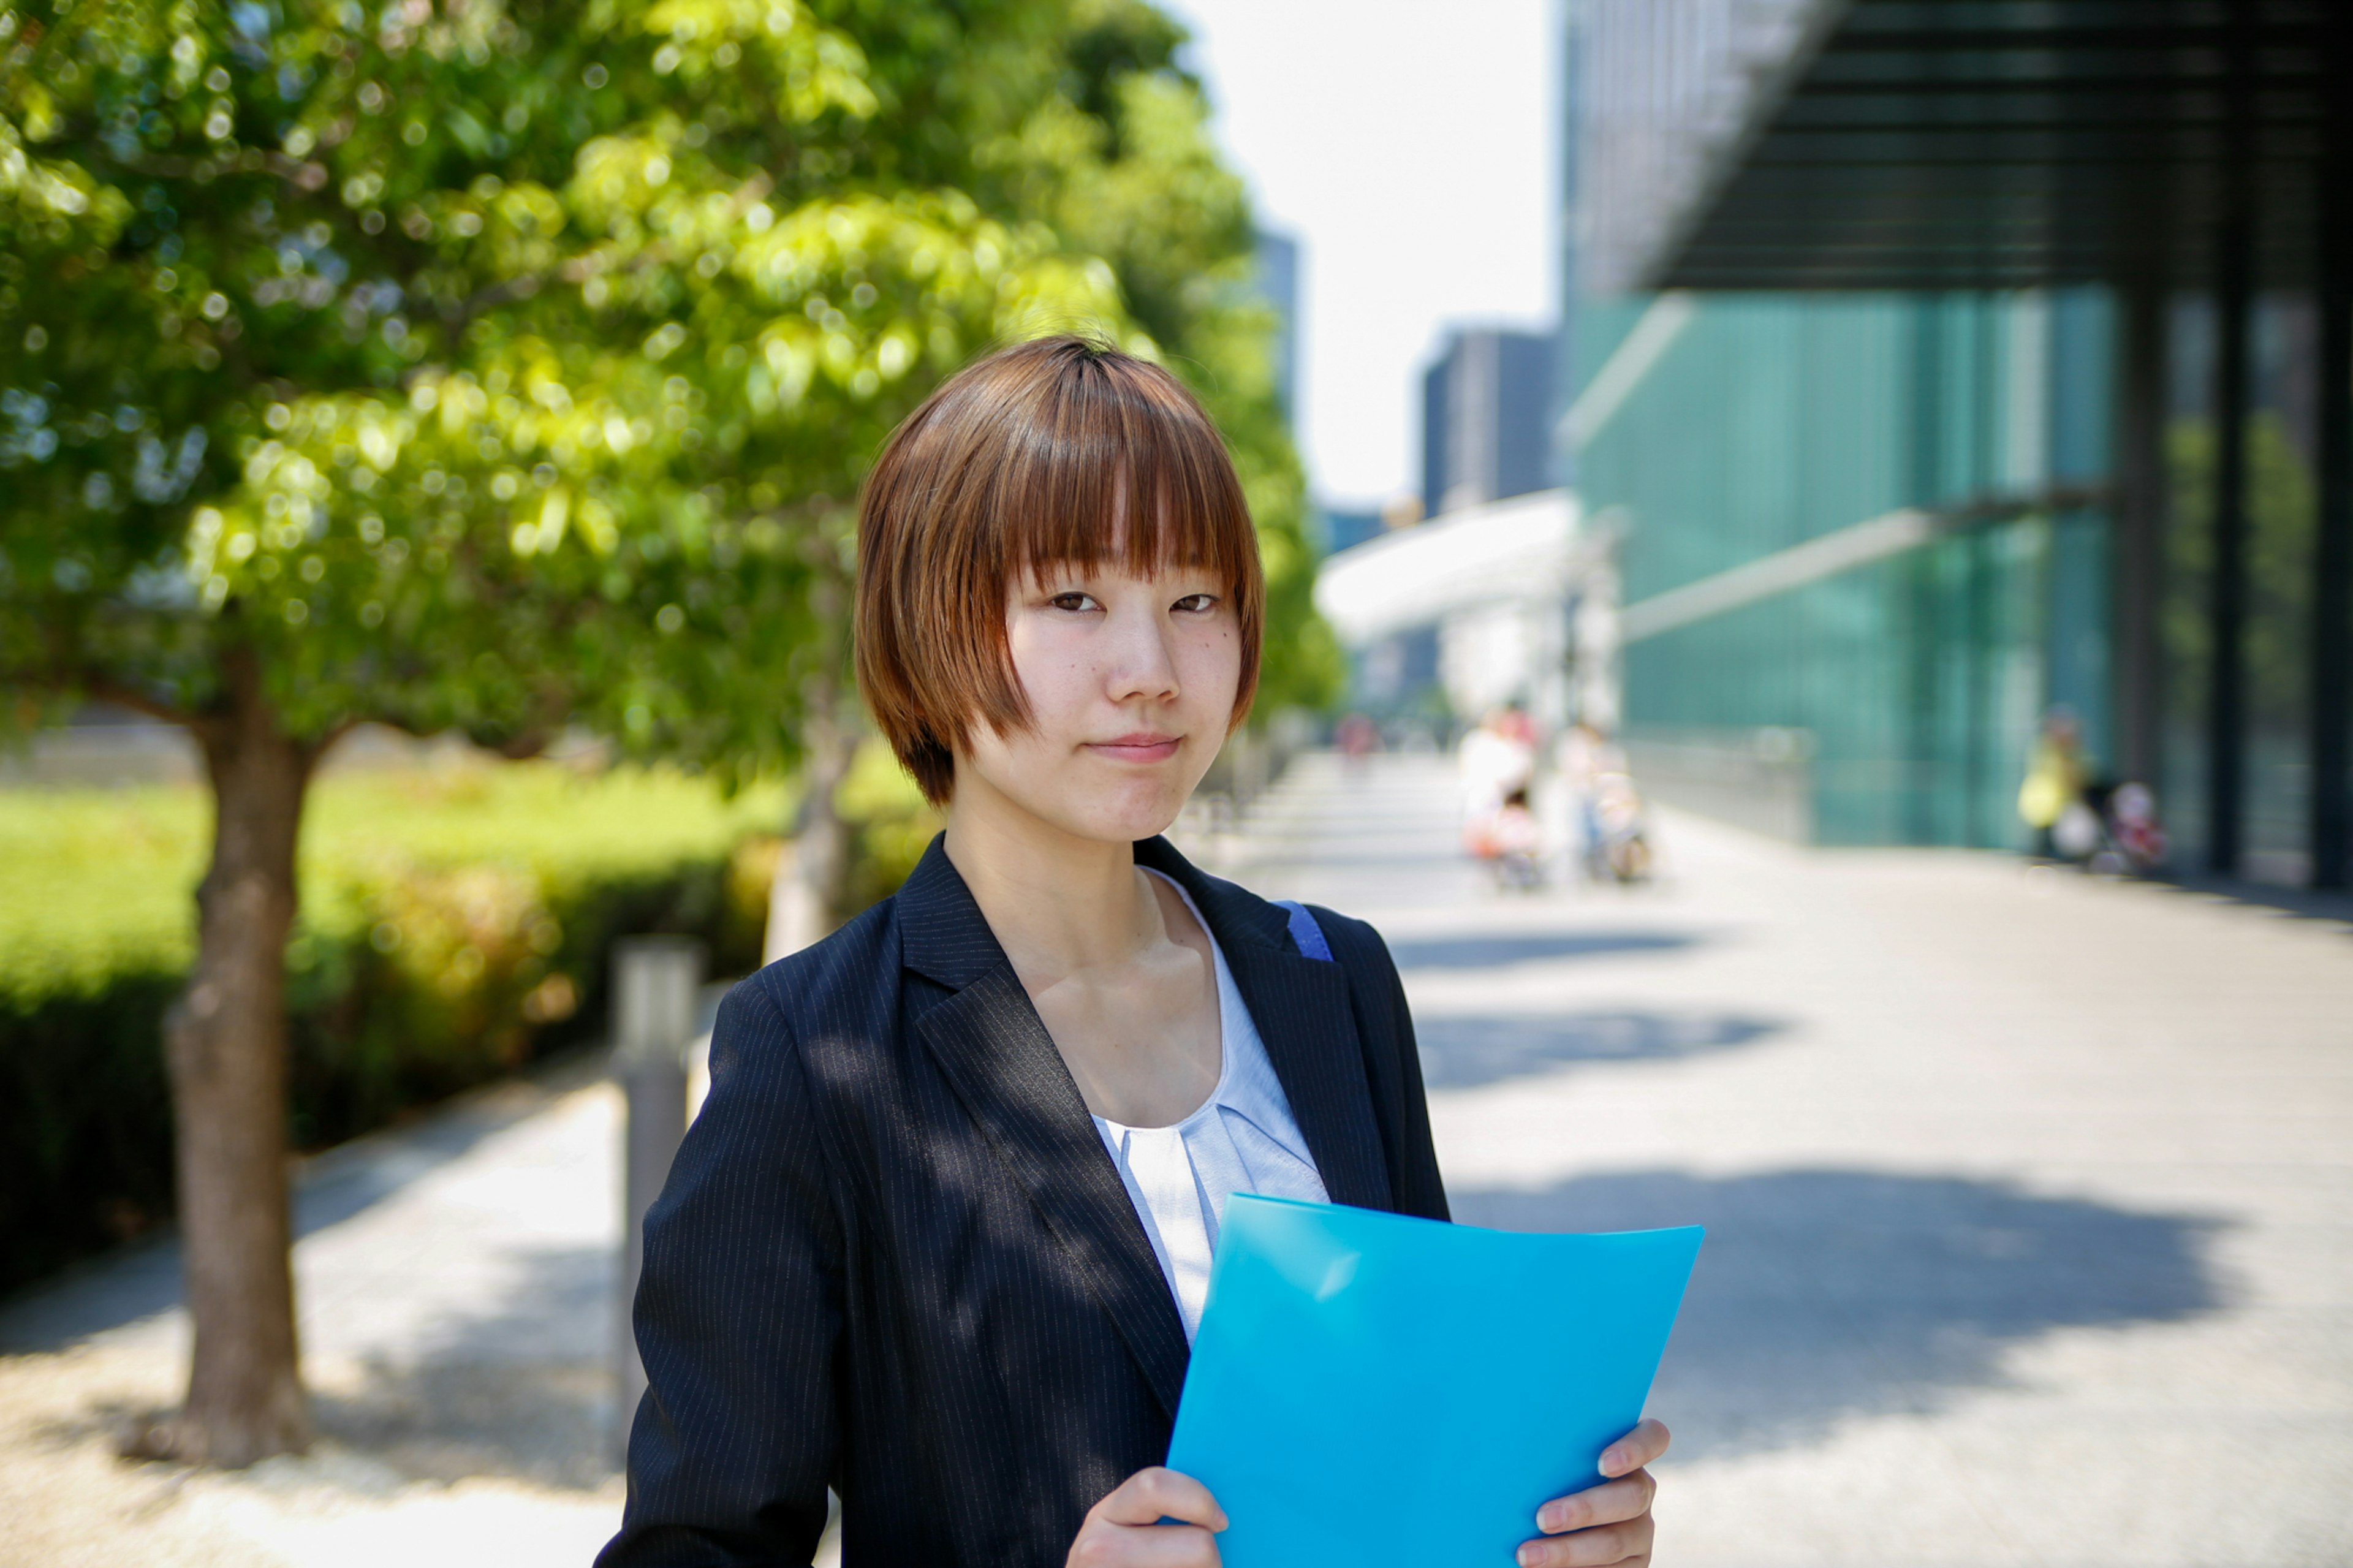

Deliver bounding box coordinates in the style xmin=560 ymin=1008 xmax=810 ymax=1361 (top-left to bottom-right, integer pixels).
xmin=1091 ymin=871 xmax=1330 ymax=1341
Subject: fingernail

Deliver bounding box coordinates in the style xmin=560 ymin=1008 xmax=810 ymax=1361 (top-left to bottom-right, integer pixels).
xmin=1537 ymin=1504 xmax=1564 ymax=1533
xmin=1599 ymin=1447 xmax=1623 ymax=1475
xmin=1517 ymin=1547 xmax=1540 ymax=1567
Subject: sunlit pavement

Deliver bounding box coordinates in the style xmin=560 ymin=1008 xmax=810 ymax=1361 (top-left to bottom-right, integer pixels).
xmin=0 ymin=1058 xmax=632 ymax=1567
xmin=6 ymin=750 xmax=2349 ymax=1567
xmin=1214 ymin=751 xmax=2353 ymax=1568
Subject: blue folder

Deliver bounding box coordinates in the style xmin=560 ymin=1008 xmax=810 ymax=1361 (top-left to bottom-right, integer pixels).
xmin=1165 ymin=1195 xmax=1702 ymax=1568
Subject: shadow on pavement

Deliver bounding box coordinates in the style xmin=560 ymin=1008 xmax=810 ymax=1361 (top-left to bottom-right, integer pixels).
xmin=1385 ymin=931 xmax=1696 ymax=969
xmin=0 ymin=1055 xmax=605 ymax=1355
xmin=311 ymin=1243 xmax=619 ymax=1490
xmin=2150 ymin=871 xmax=2353 ymax=934
xmin=28 ymin=1241 xmax=623 ymax=1493
xmin=1450 ymin=1167 xmax=2227 ymax=1460
xmin=1415 ymin=1012 xmax=1782 ymax=1089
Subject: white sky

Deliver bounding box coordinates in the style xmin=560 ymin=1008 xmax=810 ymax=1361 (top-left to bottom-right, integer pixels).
xmin=1162 ymin=0 xmax=1562 ymax=510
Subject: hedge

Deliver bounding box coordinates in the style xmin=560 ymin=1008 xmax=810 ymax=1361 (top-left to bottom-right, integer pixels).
xmin=0 ymin=749 xmax=936 ymax=1297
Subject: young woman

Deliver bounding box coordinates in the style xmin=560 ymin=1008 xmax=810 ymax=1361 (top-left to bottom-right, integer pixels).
xmin=599 ymin=337 xmax=1669 ymax=1568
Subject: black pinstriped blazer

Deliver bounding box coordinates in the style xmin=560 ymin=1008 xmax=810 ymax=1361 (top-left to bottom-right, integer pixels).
xmin=598 ymin=833 xmax=1448 ymax=1568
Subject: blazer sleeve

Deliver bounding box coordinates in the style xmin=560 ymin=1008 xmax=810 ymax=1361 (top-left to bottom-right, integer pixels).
xmin=1315 ymin=907 xmax=1450 ymax=1222
xmin=599 ymin=977 xmax=844 ymax=1568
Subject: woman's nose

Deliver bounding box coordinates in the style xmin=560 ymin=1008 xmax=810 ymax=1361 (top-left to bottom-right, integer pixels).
xmin=1104 ymin=607 xmax=1181 ymax=702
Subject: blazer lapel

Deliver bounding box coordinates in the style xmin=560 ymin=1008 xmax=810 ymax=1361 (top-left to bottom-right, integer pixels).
xmin=1135 ymin=839 xmax=1395 ymax=1213
xmin=896 ymin=838 xmax=1193 ymax=1418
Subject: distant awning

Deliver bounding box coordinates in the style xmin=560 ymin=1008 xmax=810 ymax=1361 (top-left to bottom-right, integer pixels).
xmin=1313 ymin=490 xmax=1578 ymax=646
xmin=1586 ymin=0 xmax=2336 ymax=293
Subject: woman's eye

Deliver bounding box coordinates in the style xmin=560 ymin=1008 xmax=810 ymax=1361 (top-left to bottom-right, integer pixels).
xmin=1048 ymin=592 xmax=1099 ymax=613
xmin=1173 ymin=593 xmax=1218 ymax=614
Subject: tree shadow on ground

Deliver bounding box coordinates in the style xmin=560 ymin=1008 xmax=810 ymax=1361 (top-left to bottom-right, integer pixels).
xmin=0 ymin=1054 xmax=608 ymax=1355
xmin=37 ymin=1240 xmax=624 ymax=1491
xmin=1450 ymin=1168 xmax=2228 ymax=1460
xmin=309 ymin=1356 xmax=617 ymax=1491
xmin=1415 ymin=1012 xmax=1781 ymax=1090
xmin=1385 ymin=932 xmax=1696 ymax=969
xmin=307 ymin=1238 xmax=619 ymax=1489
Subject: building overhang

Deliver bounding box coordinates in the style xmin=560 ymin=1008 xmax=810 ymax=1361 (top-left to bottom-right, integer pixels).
xmin=1314 ymin=490 xmax=1580 ymax=647
xmin=1586 ymin=0 xmax=2338 ymax=294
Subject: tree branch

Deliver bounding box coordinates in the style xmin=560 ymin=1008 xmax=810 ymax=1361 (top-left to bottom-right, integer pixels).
xmin=308 ymin=714 xmax=367 ymax=763
xmin=77 ymin=673 xmax=196 ymax=729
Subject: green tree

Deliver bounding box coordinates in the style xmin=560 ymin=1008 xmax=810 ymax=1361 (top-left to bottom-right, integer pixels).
xmin=2 ymin=0 xmax=1324 ymax=1468
xmin=1011 ymin=0 xmax=1340 ymax=713
xmin=0 ymin=0 xmax=1127 ymax=1465
xmin=751 ymin=0 xmax=1341 ymax=952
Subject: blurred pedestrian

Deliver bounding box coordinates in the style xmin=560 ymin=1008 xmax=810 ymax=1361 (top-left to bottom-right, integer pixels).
xmin=1490 ymin=785 xmax=1547 ymax=889
xmin=1588 ymin=769 xmax=1653 ymax=885
xmin=602 ymin=338 xmax=1671 ymax=1568
xmin=1459 ymin=704 xmax=1537 ymax=864
xmin=2017 ymin=705 xmax=2094 ymax=862
xmin=2102 ymin=781 xmax=2167 ymax=873
xmin=1335 ymin=711 xmax=1381 ymax=771
xmin=2078 ymin=779 xmax=2166 ymax=876
xmin=1558 ymin=720 xmax=1637 ymax=884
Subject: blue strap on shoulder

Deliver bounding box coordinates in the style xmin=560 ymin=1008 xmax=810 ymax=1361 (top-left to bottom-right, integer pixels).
xmin=1273 ymin=900 xmax=1334 ymax=963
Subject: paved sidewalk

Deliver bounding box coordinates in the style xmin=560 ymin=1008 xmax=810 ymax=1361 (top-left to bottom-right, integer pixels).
xmin=1214 ymin=753 xmax=2353 ymax=1568
xmin=6 ymin=751 xmax=2349 ymax=1567
xmin=0 ymin=1058 xmax=631 ymax=1567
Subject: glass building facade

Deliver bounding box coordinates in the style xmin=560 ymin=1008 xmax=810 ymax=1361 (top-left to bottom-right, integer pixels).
xmin=2161 ymin=295 xmax=2330 ymax=881
xmin=1560 ymin=1 xmax=2347 ymax=884
xmin=1572 ymin=292 xmax=2114 ymax=849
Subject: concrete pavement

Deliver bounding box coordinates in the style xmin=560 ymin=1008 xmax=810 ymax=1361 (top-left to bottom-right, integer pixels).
xmin=6 ymin=749 xmax=2350 ymax=1566
xmin=1214 ymin=752 xmax=2353 ymax=1568
xmin=0 ymin=1059 xmax=631 ymax=1567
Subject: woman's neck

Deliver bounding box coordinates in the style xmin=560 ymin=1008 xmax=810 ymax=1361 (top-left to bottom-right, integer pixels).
xmin=941 ymin=778 xmax=1162 ymax=983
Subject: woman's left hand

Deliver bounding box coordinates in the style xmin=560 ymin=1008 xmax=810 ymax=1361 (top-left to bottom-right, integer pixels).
xmin=1515 ymin=1418 xmax=1669 ymax=1567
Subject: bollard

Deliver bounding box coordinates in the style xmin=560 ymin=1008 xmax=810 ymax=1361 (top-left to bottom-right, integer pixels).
xmin=612 ymin=934 xmax=706 ymax=1464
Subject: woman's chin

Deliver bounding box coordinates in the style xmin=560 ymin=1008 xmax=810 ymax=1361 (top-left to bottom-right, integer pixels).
xmin=1044 ymin=784 xmax=1188 ymax=846
xmin=1082 ymin=804 xmax=1186 ymax=846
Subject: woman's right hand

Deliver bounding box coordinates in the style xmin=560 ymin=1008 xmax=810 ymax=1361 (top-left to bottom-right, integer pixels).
xmin=1067 ymin=1467 xmax=1228 ymax=1567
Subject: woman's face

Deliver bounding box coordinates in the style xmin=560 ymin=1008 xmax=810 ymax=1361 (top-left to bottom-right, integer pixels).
xmin=954 ymin=558 xmax=1242 ymax=846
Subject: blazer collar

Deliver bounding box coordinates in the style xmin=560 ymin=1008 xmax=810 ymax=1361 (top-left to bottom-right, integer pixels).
xmin=902 ymin=832 xmax=1392 ymax=1206
xmin=898 ymin=835 xmax=1191 ymax=1414
xmin=895 ymin=833 xmax=1013 ymax=992
xmin=1132 ymin=838 xmax=1393 ymax=1216
xmin=895 ymin=833 xmax=1395 ymax=1417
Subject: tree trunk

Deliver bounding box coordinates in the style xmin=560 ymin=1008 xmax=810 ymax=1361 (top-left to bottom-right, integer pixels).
xmin=763 ymin=688 xmax=855 ymax=964
xmin=141 ymin=650 xmax=316 ymax=1466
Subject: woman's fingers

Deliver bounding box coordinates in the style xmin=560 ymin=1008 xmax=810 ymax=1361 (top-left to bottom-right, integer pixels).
xmin=1515 ymin=1510 xmax=1655 ymax=1568
xmin=1094 ymin=1466 xmax=1228 ymax=1531
xmin=1598 ymin=1418 xmax=1670 ymax=1478
xmin=1535 ymin=1469 xmax=1658 ymax=1535
xmin=1521 ymin=1436 xmax=1664 ymax=1568
xmin=1068 ymin=1469 xmax=1226 ymax=1568
xmin=1069 ymin=1522 xmax=1221 ymax=1568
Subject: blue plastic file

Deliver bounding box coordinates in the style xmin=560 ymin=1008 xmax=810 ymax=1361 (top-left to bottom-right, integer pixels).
xmin=1165 ymin=1195 xmax=1702 ymax=1568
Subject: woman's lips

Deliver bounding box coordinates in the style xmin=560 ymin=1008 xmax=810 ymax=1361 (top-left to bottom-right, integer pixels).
xmin=1086 ymin=734 xmax=1182 ymax=763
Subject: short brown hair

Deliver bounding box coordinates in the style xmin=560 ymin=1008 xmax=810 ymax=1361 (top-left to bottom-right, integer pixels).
xmin=855 ymin=336 xmax=1264 ymax=804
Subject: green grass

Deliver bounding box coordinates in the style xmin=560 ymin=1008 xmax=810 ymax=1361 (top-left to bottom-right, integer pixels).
xmin=0 ymin=762 xmax=790 ymax=1004
xmin=0 ymin=757 xmax=801 ymax=1294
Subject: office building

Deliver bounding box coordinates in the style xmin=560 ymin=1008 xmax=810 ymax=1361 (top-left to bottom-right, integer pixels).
xmin=1561 ymin=0 xmax=2347 ymax=885
xmin=1422 ymin=328 xmax=1555 ymax=519
xmin=1252 ymin=229 xmax=1300 ymax=426
xmin=1319 ymin=507 xmax=1385 ymax=556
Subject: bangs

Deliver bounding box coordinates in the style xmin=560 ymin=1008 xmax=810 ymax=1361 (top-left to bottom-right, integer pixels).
xmin=982 ymin=349 xmax=1258 ymax=595
xmin=855 ymin=336 xmax=1266 ymax=805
